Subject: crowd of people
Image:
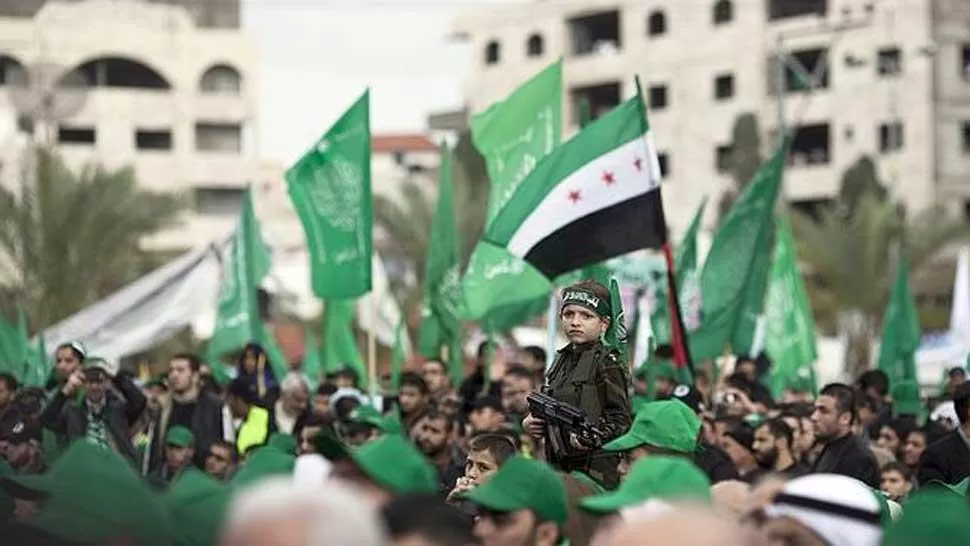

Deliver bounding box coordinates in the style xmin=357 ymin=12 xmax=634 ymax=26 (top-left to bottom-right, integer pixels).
xmin=0 ymin=280 xmax=969 ymax=545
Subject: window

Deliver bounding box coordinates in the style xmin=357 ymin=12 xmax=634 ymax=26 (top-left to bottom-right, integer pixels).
xmin=878 ymin=121 xmax=904 ymax=153
xmin=526 ymin=33 xmax=545 ymax=57
xmin=657 ymin=152 xmax=670 ymax=176
xmin=768 ymin=0 xmax=827 ymax=21
xmin=568 ymin=11 xmax=621 ymax=56
xmin=647 ymin=10 xmax=667 ymax=36
xmin=194 ymin=187 xmax=245 ymax=216
xmin=0 ymin=55 xmax=24 ymax=86
xmin=76 ymin=56 xmax=170 ymax=89
xmin=569 ymin=82 xmax=621 ymax=124
xmin=648 ymin=84 xmax=668 ymax=110
xmin=773 ymin=48 xmax=829 ymax=94
xmin=485 ymin=40 xmax=501 ymax=65
xmin=714 ymin=74 xmax=735 ymax=100
xmin=135 ymin=129 xmax=172 ymax=150
xmin=195 ymin=123 xmax=242 ymax=152
xmin=715 ymin=145 xmax=732 ymax=173
xmin=961 ymin=122 xmax=970 ymax=153
xmin=713 ymin=0 xmax=733 ymax=24
xmin=58 ymin=126 xmax=95 ymax=144
xmin=877 ymin=47 xmax=902 ymax=77
xmin=200 ymin=64 xmax=242 ymax=94
xmin=789 ymin=123 xmax=830 ymax=166
xmin=962 ymin=45 xmax=970 ymax=81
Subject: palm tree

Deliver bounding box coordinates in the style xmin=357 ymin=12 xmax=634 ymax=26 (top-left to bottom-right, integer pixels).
xmin=791 ymin=159 xmax=968 ymax=378
xmin=0 ymin=146 xmax=184 ymax=328
xmin=373 ymin=132 xmax=489 ymax=327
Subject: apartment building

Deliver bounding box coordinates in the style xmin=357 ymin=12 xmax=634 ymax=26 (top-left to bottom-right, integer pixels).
xmin=0 ymin=0 xmax=258 ymax=250
xmin=452 ymin=0 xmax=970 ymax=233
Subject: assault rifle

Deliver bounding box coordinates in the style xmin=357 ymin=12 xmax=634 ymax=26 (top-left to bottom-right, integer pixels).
xmin=527 ymin=390 xmax=607 ymax=457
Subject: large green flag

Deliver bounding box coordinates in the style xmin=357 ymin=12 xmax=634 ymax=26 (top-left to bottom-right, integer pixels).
xmin=420 ymin=145 xmax=464 ymax=383
xmin=462 ymin=61 xmax=562 ymax=331
xmin=208 ymin=188 xmax=272 ymax=358
xmin=321 ymin=299 xmax=367 ymax=387
xmin=765 ymin=214 xmax=819 ymax=397
xmin=286 ymin=90 xmax=372 ymax=299
xmin=690 ymin=144 xmax=786 ymax=360
xmin=877 ymin=255 xmax=920 ymax=388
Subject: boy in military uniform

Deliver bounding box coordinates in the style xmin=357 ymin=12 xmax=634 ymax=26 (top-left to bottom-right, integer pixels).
xmin=522 ymin=280 xmax=632 ymax=489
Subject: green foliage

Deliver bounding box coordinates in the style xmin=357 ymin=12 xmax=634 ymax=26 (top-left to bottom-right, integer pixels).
xmin=0 ymin=147 xmax=185 ymax=329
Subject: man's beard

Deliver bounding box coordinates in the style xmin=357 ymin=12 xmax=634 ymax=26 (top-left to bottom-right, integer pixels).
xmin=417 ymin=438 xmax=444 ymax=456
xmin=755 ymin=447 xmax=778 ymax=469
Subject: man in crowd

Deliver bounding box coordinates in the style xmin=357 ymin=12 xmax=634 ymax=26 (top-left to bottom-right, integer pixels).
xmin=919 ymin=382 xmax=970 ymax=485
xmin=0 ymin=408 xmax=44 ymax=473
xmin=205 ymin=439 xmax=239 ymax=481
xmin=411 ymin=407 xmax=463 ymax=494
xmin=0 ymin=373 xmax=17 ymax=415
xmin=422 ymin=359 xmax=454 ymax=404
xmin=753 ymin=418 xmax=807 ymax=478
xmin=42 ymin=356 xmax=145 ymax=463
xmin=273 ymin=372 xmax=309 ymax=435
xmin=227 ymin=377 xmax=273 ymax=456
xmin=148 ymin=425 xmax=195 ymax=486
xmin=398 ymin=372 xmax=432 ymax=432
xmin=151 ymin=353 xmax=225 ymax=470
xmin=500 ymin=365 xmax=534 ymax=426
xmin=810 ymin=382 xmax=879 ymax=487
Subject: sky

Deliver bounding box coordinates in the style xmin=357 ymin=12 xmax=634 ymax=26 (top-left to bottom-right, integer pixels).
xmin=242 ymin=0 xmax=521 ymax=165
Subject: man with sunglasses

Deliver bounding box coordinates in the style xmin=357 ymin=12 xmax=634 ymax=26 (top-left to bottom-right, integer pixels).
xmin=40 ymin=356 xmax=146 ymax=463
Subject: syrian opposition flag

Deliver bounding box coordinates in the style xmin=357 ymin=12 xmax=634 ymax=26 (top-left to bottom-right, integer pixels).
xmin=483 ymin=92 xmax=666 ymax=279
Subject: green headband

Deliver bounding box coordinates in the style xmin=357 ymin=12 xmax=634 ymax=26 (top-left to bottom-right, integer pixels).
xmin=561 ymin=288 xmax=611 ymax=318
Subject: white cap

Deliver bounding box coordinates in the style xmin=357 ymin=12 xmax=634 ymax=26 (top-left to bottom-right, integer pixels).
xmin=293 ymin=453 xmax=331 ymax=487
xmin=765 ymin=474 xmax=882 ymax=546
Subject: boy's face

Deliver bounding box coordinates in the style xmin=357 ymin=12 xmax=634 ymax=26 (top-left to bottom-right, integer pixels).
xmin=165 ymin=443 xmax=194 ymax=470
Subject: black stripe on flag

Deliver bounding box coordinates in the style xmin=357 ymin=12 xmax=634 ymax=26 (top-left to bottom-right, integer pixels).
xmin=524 ymin=190 xmax=668 ymax=279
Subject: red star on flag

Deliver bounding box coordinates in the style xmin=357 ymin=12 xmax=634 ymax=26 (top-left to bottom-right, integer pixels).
xmin=633 ymin=157 xmax=643 ymax=172
xmin=602 ymin=171 xmax=615 ymax=185
xmin=568 ymin=190 xmax=581 ymax=203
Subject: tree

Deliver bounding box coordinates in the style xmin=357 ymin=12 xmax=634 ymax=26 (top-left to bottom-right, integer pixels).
xmin=791 ymin=159 xmax=968 ymax=379
xmin=373 ymin=132 xmax=490 ymax=330
xmin=0 ymin=147 xmax=184 ymax=328
xmin=717 ymin=113 xmax=764 ymax=222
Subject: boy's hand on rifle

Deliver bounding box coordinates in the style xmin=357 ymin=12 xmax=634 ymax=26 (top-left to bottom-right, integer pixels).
xmin=568 ymin=432 xmax=592 ymax=451
xmin=522 ymin=413 xmax=545 ymax=439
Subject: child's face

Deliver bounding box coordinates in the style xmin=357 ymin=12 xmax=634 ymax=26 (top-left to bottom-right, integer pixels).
xmin=880 ymin=469 xmax=911 ymax=501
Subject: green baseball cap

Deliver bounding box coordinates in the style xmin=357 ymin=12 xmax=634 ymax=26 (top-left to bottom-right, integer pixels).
xmin=323 ymin=434 xmax=438 ymax=495
xmin=164 ymin=468 xmax=230 ymax=546
xmin=348 ymin=405 xmax=402 ymax=434
xmin=579 ymin=456 xmax=710 ymax=513
xmin=461 ymin=456 xmax=568 ymax=527
xmin=603 ymin=400 xmax=700 ymax=453
xmin=230 ymin=445 xmax=296 ymax=489
xmin=883 ymin=490 xmax=970 ymax=546
xmin=165 ymin=426 xmax=195 ymax=448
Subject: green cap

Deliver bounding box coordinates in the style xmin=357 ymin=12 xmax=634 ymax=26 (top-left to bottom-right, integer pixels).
xmin=26 ymin=441 xmax=172 ymax=546
xmin=348 ymin=405 xmax=400 ymax=434
xmin=164 ymin=468 xmax=230 ymax=546
xmin=461 ymin=456 xmax=568 ymax=526
xmin=603 ymin=400 xmax=700 ymax=453
xmin=883 ymin=490 xmax=970 ymax=546
xmin=579 ymin=456 xmax=711 ymax=513
xmin=348 ymin=435 xmax=438 ymax=495
xmin=166 ymin=426 xmax=195 ymax=448
xmin=230 ymin=445 xmax=295 ymax=489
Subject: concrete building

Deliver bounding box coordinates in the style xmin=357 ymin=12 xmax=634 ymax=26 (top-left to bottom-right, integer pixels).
xmin=0 ymin=0 xmax=258 ymax=250
xmin=452 ymin=0 xmax=970 ymax=234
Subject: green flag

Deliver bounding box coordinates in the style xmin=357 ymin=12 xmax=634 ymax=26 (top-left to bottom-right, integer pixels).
xmin=0 ymin=316 xmax=18 ymax=373
xmin=321 ymin=299 xmax=367 ymax=387
xmin=208 ymin=188 xmax=271 ymax=358
xmin=603 ymin=277 xmax=628 ymax=361
xmin=286 ymin=90 xmax=372 ymax=299
xmin=390 ymin=320 xmax=409 ymax=391
xmin=461 ymin=60 xmax=562 ymax=331
xmin=420 ymin=145 xmax=464 ymax=383
xmin=877 ymin=255 xmax=921 ymax=396
xmin=257 ymin=324 xmax=290 ymax=385
xmin=302 ymin=327 xmax=323 ymax=390
xmin=690 ymin=144 xmax=786 ymax=360
xmin=765 ymin=214 xmax=819 ymax=398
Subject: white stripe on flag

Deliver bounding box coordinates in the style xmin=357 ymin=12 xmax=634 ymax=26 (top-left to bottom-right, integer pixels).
xmin=507 ymin=134 xmax=662 ymax=258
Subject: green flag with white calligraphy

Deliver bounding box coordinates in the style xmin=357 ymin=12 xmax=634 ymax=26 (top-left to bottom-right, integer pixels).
xmin=286 ymin=90 xmax=372 ymax=299
xmin=208 ymin=188 xmax=272 ymax=358
xmin=462 ymin=61 xmax=562 ymax=331
xmin=420 ymin=145 xmax=464 ymax=384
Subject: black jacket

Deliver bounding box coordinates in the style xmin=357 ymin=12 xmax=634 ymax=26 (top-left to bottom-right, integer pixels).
xmin=41 ymin=372 xmax=146 ymax=464
xmin=811 ymin=433 xmax=879 ymax=487
xmin=694 ymin=442 xmax=739 ymax=484
xmin=148 ymin=391 xmax=225 ymax=472
xmin=917 ymin=429 xmax=970 ymax=486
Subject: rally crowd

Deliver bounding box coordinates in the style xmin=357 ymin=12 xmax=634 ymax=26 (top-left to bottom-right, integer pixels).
xmin=0 ymin=332 xmax=969 ymax=545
